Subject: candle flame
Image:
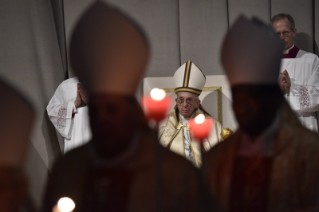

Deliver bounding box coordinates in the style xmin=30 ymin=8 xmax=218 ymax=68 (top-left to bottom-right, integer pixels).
xmin=150 ymin=88 xmax=166 ymax=100
xmin=194 ymin=114 xmax=205 ymax=124
xmin=57 ymin=197 xmax=75 ymax=212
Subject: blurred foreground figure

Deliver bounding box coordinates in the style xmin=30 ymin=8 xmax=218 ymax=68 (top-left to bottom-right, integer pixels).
xmin=0 ymin=79 xmax=35 ymax=212
xmin=159 ymin=61 xmax=222 ymax=167
xmin=42 ymin=2 xmax=204 ymax=212
xmin=205 ymin=16 xmax=319 ymax=212
xmin=272 ymin=13 xmax=319 ymax=132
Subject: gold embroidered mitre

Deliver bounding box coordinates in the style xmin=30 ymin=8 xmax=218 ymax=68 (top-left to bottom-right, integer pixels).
xmin=174 ymin=61 xmax=206 ymax=95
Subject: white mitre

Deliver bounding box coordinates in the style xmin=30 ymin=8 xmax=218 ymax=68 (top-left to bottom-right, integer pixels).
xmin=221 ymin=15 xmax=282 ymax=85
xmin=174 ymin=61 xmax=206 ymax=95
xmin=70 ymin=1 xmax=149 ymax=95
xmin=0 ymin=79 xmax=35 ymax=167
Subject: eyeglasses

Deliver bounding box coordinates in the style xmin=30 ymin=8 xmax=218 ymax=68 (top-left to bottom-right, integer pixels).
xmin=176 ymin=98 xmax=197 ymax=106
xmin=276 ymin=30 xmax=291 ymax=37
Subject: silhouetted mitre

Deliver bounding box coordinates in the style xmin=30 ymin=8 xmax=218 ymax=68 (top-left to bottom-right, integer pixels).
xmin=70 ymin=1 xmax=149 ymax=95
xmin=174 ymin=61 xmax=206 ymax=95
xmin=0 ymin=79 xmax=35 ymax=167
xmin=221 ymin=15 xmax=282 ymax=85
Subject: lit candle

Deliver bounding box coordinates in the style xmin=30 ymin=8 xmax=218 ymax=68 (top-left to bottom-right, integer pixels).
xmin=188 ymin=114 xmax=213 ymax=141
xmin=52 ymin=197 xmax=75 ymax=212
xmin=141 ymin=88 xmax=172 ymax=122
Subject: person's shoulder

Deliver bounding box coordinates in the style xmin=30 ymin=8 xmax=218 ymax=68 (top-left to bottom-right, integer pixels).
xmin=206 ymin=130 xmax=237 ymax=157
xmin=297 ymin=49 xmax=319 ymax=59
xmin=159 ymin=110 xmax=177 ymax=128
xmin=64 ymin=77 xmax=79 ymax=84
xmin=202 ymin=111 xmax=222 ymax=128
xmin=58 ymin=77 xmax=79 ymax=87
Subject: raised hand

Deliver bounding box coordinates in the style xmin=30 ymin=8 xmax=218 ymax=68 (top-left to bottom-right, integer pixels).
xmin=78 ymin=83 xmax=88 ymax=105
xmin=279 ymin=70 xmax=291 ymax=94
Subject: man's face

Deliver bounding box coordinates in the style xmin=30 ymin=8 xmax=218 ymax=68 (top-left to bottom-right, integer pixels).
xmin=272 ymin=18 xmax=296 ymax=50
xmin=89 ymin=94 xmax=143 ymax=158
xmin=176 ymin=92 xmax=200 ymax=119
xmin=232 ymin=85 xmax=282 ymax=137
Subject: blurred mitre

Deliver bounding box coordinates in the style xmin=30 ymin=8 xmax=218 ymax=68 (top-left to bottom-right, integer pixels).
xmin=70 ymin=1 xmax=149 ymax=95
xmin=221 ymin=15 xmax=282 ymax=86
xmin=0 ymin=78 xmax=35 ymax=167
xmin=174 ymin=61 xmax=206 ymax=95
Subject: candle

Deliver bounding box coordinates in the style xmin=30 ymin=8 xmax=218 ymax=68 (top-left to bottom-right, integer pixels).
xmin=188 ymin=114 xmax=213 ymax=141
xmin=52 ymin=197 xmax=75 ymax=212
xmin=141 ymin=88 xmax=172 ymax=122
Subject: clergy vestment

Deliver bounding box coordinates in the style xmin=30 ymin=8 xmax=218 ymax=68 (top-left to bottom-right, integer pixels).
xmin=159 ymin=107 xmax=222 ymax=168
xmin=204 ymin=101 xmax=319 ymax=211
xmin=281 ymin=45 xmax=319 ymax=132
xmin=41 ymin=126 xmax=206 ymax=212
xmin=47 ymin=77 xmax=91 ymax=153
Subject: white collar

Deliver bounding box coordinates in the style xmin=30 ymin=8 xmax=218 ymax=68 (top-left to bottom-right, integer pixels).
xmin=283 ymin=44 xmax=294 ymax=54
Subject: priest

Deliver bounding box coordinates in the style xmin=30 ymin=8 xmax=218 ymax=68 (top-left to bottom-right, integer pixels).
xmin=159 ymin=62 xmax=222 ymax=168
xmin=205 ymin=15 xmax=319 ymax=212
xmin=47 ymin=77 xmax=91 ymax=153
xmin=272 ymin=13 xmax=319 ymax=132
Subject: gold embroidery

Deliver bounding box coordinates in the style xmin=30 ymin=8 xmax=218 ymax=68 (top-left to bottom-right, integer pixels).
xmin=183 ymin=61 xmax=192 ymax=87
xmin=176 ymin=123 xmax=189 ymax=131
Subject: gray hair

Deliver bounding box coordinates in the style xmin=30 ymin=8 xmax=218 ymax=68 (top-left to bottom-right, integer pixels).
xmin=176 ymin=92 xmax=199 ymax=100
xmin=271 ymin=13 xmax=295 ymax=31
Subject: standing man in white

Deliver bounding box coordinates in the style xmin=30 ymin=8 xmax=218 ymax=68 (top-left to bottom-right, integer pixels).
xmin=272 ymin=13 xmax=319 ymax=132
xmin=47 ymin=77 xmax=91 ymax=153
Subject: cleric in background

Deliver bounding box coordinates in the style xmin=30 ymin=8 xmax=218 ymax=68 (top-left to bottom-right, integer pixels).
xmin=272 ymin=13 xmax=319 ymax=132
xmin=205 ymin=15 xmax=319 ymax=211
xmin=42 ymin=2 xmax=206 ymax=212
xmin=47 ymin=77 xmax=91 ymax=153
xmin=159 ymin=61 xmax=222 ymax=168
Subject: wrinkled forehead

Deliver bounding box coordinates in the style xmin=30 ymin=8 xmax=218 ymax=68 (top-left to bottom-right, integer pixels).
xmin=272 ymin=18 xmax=291 ymax=29
xmin=176 ymin=92 xmax=198 ymax=99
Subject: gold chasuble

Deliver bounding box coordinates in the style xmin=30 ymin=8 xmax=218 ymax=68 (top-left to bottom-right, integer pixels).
xmin=159 ymin=107 xmax=222 ymax=167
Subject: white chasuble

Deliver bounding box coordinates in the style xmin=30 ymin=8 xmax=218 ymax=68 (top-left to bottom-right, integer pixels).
xmin=280 ymin=53 xmax=319 ymax=132
xmin=47 ymin=77 xmax=91 ymax=153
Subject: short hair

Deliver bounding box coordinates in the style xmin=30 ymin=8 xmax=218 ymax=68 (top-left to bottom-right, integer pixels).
xmin=271 ymin=13 xmax=295 ymax=31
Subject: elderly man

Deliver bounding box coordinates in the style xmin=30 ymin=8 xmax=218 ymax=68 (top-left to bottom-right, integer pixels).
xmin=42 ymin=2 xmax=207 ymax=212
xmin=159 ymin=61 xmax=222 ymax=168
xmin=205 ymin=15 xmax=319 ymax=212
xmin=272 ymin=13 xmax=319 ymax=132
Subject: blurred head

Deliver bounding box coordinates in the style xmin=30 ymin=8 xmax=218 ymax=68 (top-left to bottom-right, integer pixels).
xmin=271 ymin=14 xmax=296 ymax=50
xmin=232 ymin=84 xmax=283 ymax=137
xmin=176 ymin=92 xmax=200 ymax=119
xmin=88 ymin=93 xmax=145 ymax=159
